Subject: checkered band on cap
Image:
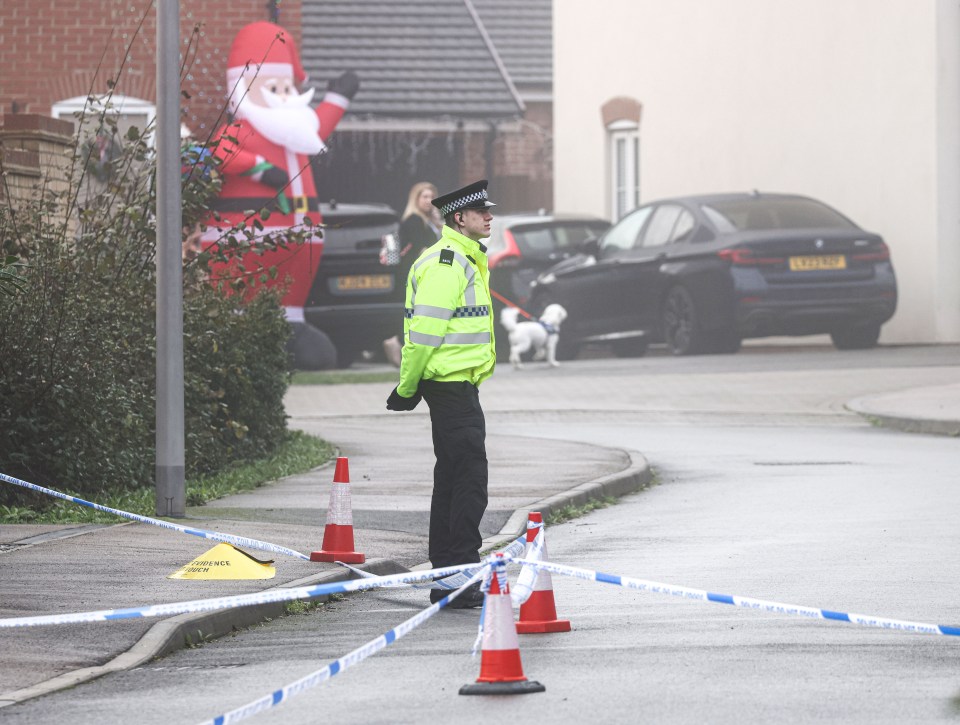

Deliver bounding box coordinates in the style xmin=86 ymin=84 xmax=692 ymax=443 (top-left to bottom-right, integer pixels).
xmin=439 ymin=188 xmax=489 ymax=216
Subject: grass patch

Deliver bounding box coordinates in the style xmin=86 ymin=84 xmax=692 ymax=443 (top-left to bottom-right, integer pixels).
xmin=292 ymin=370 xmax=398 ymax=386
xmin=184 ymin=630 xmax=216 ymax=649
xmin=545 ymin=495 xmax=618 ymax=525
xmin=183 ymin=431 xmax=334 ymax=507
xmin=283 ymin=592 xmax=346 ymax=616
xmin=0 ymin=430 xmax=334 ymax=524
xmin=284 ymin=599 xmax=322 ymax=615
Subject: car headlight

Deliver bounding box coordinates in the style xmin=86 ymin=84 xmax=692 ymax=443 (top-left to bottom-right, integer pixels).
xmin=537 ymin=272 xmax=556 ymax=286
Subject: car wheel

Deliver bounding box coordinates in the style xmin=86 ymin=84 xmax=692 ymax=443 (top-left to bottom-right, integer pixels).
xmin=710 ymin=328 xmax=742 ymax=354
xmin=830 ymin=323 xmax=881 ymax=350
xmin=555 ymin=334 xmax=579 ymax=361
xmin=612 ymin=337 xmax=649 ymax=358
xmin=288 ymin=322 xmax=337 ymax=371
xmin=335 ymin=346 xmax=361 ymax=369
xmin=661 ymin=286 xmax=705 ymax=355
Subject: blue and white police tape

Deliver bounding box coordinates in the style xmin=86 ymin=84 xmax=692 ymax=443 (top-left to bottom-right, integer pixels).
xmin=196 ymin=567 xmax=491 ymax=725
xmin=0 ymin=561 xmax=485 ymax=629
xmin=0 ymin=471 xmax=310 ymax=561
xmin=510 ymin=519 xmax=544 ymax=608
xmin=513 ymin=557 xmax=960 ymax=638
xmin=334 ymin=532 xmax=529 ymax=590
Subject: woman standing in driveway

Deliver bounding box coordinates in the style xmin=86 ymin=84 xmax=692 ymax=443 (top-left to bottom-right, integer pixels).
xmin=384 ymin=182 xmax=442 ymax=366
xmin=399 ymin=181 xmax=442 ymax=255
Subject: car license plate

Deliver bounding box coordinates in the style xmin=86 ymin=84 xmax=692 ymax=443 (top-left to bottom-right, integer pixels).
xmin=335 ymin=274 xmax=393 ymax=291
xmin=788 ymin=255 xmax=847 ymax=271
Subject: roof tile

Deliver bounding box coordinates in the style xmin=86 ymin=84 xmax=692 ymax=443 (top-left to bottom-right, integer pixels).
xmin=301 ymin=0 xmax=532 ymax=119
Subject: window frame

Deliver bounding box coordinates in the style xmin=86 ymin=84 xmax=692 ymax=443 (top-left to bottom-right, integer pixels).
xmin=52 ymin=94 xmax=157 ymax=147
xmin=607 ymin=119 xmax=640 ymax=223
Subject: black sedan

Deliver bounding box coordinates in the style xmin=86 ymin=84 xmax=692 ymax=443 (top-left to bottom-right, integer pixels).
xmin=527 ymin=192 xmax=897 ymax=357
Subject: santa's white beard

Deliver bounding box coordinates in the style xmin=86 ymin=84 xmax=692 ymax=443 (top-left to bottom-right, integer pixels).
xmin=235 ymin=83 xmax=325 ymax=156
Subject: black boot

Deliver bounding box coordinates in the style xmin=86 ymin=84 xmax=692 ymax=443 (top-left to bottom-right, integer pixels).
xmin=433 ymin=582 xmax=484 ymax=609
xmin=451 ymin=586 xmax=485 ymax=609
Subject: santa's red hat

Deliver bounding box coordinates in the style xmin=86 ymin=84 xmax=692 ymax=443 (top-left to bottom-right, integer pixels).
xmin=226 ymin=21 xmax=307 ymax=89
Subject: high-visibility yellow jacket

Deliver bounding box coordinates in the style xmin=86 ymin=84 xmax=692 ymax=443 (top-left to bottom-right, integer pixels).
xmin=397 ymin=225 xmax=496 ymax=397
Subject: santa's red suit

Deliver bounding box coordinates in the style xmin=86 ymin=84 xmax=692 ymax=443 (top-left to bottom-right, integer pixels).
xmin=204 ymin=21 xmax=357 ymax=321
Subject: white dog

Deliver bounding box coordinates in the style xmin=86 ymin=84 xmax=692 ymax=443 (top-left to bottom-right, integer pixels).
xmin=499 ymin=304 xmax=568 ymax=369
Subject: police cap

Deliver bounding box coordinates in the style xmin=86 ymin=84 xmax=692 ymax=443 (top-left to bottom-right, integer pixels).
xmin=432 ymin=179 xmax=497 ymax=217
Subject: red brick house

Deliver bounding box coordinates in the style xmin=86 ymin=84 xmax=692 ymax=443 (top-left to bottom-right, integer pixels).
xmin=0 ymin=0 xmax=552 ymax=213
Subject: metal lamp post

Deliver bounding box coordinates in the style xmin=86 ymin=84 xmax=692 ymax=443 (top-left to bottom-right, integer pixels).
xmin=155 ymin=0 xmax=185 ymax=517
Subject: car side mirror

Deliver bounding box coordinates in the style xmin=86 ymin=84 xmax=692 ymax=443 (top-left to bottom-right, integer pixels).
xmin=581 ymin=237 xmax=600 ymax=256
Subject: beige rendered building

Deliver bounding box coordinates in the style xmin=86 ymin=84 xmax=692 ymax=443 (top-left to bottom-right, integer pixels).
xmin=554 ymin=0 xmax=960 ymax=343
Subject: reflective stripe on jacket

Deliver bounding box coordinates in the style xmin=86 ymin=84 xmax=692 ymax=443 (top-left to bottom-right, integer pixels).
xmin=397 ymin=225 xmax=496 ymax=397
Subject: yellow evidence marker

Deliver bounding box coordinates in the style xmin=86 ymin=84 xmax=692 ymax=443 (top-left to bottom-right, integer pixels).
xmin=168 ymin=543 xmax=276 ymax=580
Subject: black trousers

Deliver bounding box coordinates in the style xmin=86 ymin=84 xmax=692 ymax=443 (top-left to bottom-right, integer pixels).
xmin=420 ymin=380 xmax=488 ymax=569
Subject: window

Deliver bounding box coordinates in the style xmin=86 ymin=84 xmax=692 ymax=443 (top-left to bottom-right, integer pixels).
xmin=640 ymin=205 xmax=696 ymax=248
xmin=553 ymin=222 xmax=611 ymax=250
xmin=511 ymin=222 xmax=611 ymax=259
xmin=601 ymin=205 xmax=652 ymax=252
xmin=671 ymin=209 xmax=695 ymax=243
xmin=701 ymin=198 xmax=857 ymax=231
xmin=608 ymin=120 xmax=640 ymax=222
xmin=641 ymin=205 xmax=679 ymax=247
xmin=513 ymin=227 xmax=554 ymax=255
xmin=52 ymin=95 xmax=157 ymax=147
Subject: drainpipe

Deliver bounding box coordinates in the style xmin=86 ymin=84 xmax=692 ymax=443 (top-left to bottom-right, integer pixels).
xmin=485 ymin=122 xmax=497 ymax=183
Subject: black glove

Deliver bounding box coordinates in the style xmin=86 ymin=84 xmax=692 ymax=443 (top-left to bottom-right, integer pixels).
xmin=386 ymin=385 xmax=421 ymax=411
xmin=261 ymin=165 xmax=289 ymax=190
xmin=327 ymin=70 xmax=360 ymax=101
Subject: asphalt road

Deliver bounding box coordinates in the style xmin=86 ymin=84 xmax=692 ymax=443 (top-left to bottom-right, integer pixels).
xmin=3 ymin=343 xmax=959 ymax=724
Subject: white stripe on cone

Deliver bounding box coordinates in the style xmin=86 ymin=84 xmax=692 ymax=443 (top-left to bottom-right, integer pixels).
xmin=516 ymin=516 xmax=570 ymax=633
xmin=528 ymin=536 xmax=554 ymax=593
xmin=482 ymin=580 xmax=520 ymax=651
xmin=326 ymin=483 xmax=354 ymax=526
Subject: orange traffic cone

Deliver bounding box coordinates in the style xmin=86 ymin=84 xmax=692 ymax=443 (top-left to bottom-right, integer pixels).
xmin=459 ymin=567 xmax=545 ymax=695
xmin=310 ymin=457 xmax=365 ymax=564
xmin=516 ymin=512 xmax=571 ymax=634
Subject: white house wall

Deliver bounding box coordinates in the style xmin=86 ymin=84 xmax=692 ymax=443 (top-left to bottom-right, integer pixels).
xmin=554 ymin=0 xmax=960 ymax=343
xmin=935 ymin=0 xmax=960 ymax=341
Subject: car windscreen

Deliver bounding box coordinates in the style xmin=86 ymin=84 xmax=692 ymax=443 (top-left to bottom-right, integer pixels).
xmin=701 ymin=198 xmax=857 ymax=232
xmin=510 ymin=222 xmax=610 ymax=258
xmin=321 ymin=214 xmax=397 ymax=254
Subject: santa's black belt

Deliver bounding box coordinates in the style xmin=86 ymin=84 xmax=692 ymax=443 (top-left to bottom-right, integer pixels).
xmin=212 ymin=196 xmax=320 ymax=213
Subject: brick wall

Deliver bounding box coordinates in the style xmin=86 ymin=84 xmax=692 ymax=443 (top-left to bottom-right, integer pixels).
xmin=452 ymin=112 xmax=553 ymax=214
xmin=0 ymin=2 xmax=551 ymax=212
xmin=0 ymin=114 xmax=75 ymax=237
xmin=0 ymin=0 xmax=303 ymax=140
xmin=0 ymin=147 xmax=42 ymax=208
xmin=491 ymin=101 xmax=554 ymax=211
xmin=495 ymin=101 xmax=552 ymax=181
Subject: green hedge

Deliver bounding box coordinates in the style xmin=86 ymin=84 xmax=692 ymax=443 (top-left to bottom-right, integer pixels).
xmin=183 ymin=284 xmax=291 ymax=476
xmin=0 ymin=112 xmax=294 ymax=508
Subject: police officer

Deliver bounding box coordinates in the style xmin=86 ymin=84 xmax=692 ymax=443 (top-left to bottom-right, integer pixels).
xmin=386 ymin=179 xmax=497 ymax=609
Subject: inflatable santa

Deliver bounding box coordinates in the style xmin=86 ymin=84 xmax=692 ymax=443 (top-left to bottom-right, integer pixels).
xmin=204 ymin=21 xmax=358 ymax=367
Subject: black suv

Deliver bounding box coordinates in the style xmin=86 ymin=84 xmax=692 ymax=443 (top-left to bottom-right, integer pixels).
xmin=292 ymin=202 xmax=404 ymax=369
